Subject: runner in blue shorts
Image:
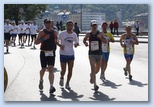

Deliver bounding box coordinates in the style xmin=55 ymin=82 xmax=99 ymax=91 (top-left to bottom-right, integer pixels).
xmin=120 ymin=25 xmax=139 ymax=81
xmin=57 ymin=20 xmax=79 ymax=90
xmin=100 ymin=22 xmax=115 ymax=82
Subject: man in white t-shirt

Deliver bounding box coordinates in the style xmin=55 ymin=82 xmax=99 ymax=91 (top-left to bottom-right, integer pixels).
xmin=25 ymin=21 xmax=31 ymax=46
xmin=57 ymin=20 xmax=79 ymax=90
xmin=4 ymin=19 xmax=12 ymax=53
xmin=11 ymin=21 xmax=18 ymax=46
xmin=18 ymin=21 xmax=26 ymax=48
xmin=30 ymin=20 xmax=38 ymax=49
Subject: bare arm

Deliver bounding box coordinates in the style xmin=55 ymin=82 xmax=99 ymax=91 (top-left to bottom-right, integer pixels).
xmin=83 ymin=33 xmax=90 ymax=47
xmin=131 ymin=34 xmax=139 ymax=45
xmin=120 ymin=34 xmax=125 ymax=47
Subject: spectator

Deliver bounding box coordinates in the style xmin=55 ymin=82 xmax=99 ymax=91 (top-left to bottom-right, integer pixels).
xmin=134 ymin=20 xmax=139 ymax=36
xmin=109 ymin=21 xmax=114 ymax=34
xmin=113 ymin=19 xmax=119 ymax=36
xmin=139 ymin=20 xmax=144 ymax=36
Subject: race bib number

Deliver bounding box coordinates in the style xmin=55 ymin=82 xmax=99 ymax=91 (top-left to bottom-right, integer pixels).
xmin=45 ymin=51 xmax=54 ymax=57
xmin=126 ymin=46 xmax=133 ymax=55
xmin=91 ymin=41 xmax=99 ymax=51
xmin=102 ymin=43 xmax=108 ymax=52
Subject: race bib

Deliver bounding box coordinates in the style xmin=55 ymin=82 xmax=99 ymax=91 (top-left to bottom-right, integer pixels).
xmin=45 ymin=51 xmax=54 ymax=57
xmin=102 ymin=43 xmax=108 ymax=52
xmin=91 ymin=41 xmax=99 ymax=51
xmin=126 ymin=46 xmax=133 ymax=55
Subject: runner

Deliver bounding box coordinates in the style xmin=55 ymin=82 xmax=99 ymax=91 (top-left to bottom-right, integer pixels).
xmin=57 ymin=20 xmax=79 ymax=90
xmin=4 ymin=19 xmax=12 ymax=53
xmin=83 ymin=20 xmax=107 ymax=91
xmin=25 ymin=21 xmax=31 ymax=46
xmin=18 ymin=21 xmax=26 ymax=48
xmin=100 ymin=22 xmax=115 ymax=82
xmin=11 ymin=21 xmax=18 ymax=47
xmin=30 ymin=20 xmax=38 ymax=49
xmin=120 ymin=25 xmax=139 ymax=81
xmin=35 ymin=18 xmax=57 ymax=94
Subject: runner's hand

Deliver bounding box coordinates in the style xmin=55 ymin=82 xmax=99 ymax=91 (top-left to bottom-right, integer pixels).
xmin=60 ymin=45 xmax=65 ymax=50
xmin=44 ymin=34 xmax=50 ymax=40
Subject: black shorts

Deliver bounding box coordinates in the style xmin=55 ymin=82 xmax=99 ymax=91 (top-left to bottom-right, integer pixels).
xmin=40 ymin=51 xmax=55 ymax=68
xmin=31 ymin=34 xmax=37 ymax=39
xmin=18 ymin=33 xmax=25 ymax=38
xmin=4 ymin=33 xmax=11 ymax=40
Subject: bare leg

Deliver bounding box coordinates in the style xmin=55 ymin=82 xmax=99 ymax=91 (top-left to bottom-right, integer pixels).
xmin=66 ymin=60 xmax=74 ymax=84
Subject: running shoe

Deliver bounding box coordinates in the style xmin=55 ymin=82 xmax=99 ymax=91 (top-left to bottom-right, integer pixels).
xmin=39 ymin=80 xmax=43 ymax=90
xmin=65 ymin=83 xmax=71 ymax=90
xmin=94 ymin=85 xmax=99 ymax=91
xmin=90 ymin=73 xmax=94 ymax=84
xmin=129 ymin=75 xmax=132 ymax=81
xmin=123 ymin=68 xmax=128 ymax=76
xmin=100 ymin=74 xmax=106 ymax=82
xmin=50 ymin=86 xmax=56 ymax=94
xmin=59 ymin=78 xmax=64 ymax=86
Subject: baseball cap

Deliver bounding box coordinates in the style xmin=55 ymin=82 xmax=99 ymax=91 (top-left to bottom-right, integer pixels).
xmin=6 ymin=19 xmax=9 ymax=22
xmin=91 ymin=20 xmax=97 ymax=25
xmin=66 ymin=20 xmax=74 ymax=24
xmin=44 ymin=18 xmax=51 ymax=23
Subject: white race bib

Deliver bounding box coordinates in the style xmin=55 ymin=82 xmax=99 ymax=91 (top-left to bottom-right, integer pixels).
xmin=126 ymin=46 xmax=133 ymax=55
xmin=45 ymin=51 xmax=54 ymax=57
xmin=91 ymin=41 xmax=99 ymax=51
xmin=102 ymin=43 xmax=108 ymax=52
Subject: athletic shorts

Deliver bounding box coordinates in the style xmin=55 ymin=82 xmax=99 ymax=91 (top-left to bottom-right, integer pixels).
xmin=60 ymin=54 xmax=75 ymax=63
xmin=18 ymin=33 xmax=25 ymax=38
xmin=102 ymin=52 xmax=110 ymax=62
xmin=26 ymin=34 xmax=31 ymax=36
xmin=89 ymin=55 xmax=101 ymax=62
xmin=4 ymin=33 xmax=11 ymax=40
xmin=12 ymin=34 xmax=17 ymax=37
xmin=124 ymin=54 xmax=134 ymax=61
xmin=40 ymin=51 xmax=55 ymax=68
xmin=31 ymin=34 xmax=37 ymax=39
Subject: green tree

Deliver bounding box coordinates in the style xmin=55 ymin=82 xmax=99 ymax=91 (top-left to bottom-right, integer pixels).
xmin=4 ymin=4 xmax=47 ymax=24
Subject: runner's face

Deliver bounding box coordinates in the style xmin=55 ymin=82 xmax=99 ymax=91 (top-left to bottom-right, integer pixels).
xmin=45 ymin=22 xmax=51 ymax=29
xmin=67 ymin=22 xmax=73 ymax=31
xmin=126 ymin=26 xmax=132 ymax=33
xmin=91 ymin=24 xmax=97 ymax=31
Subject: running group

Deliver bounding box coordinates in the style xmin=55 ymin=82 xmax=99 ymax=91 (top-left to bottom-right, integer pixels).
xmin=4 ymin=18 xmax=139 ymax=94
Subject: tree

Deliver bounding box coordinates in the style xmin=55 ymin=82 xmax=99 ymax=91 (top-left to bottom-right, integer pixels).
xmin=4 ymin=4 xmax=47 ymax=24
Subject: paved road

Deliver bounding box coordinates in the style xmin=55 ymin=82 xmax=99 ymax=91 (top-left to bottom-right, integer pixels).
xmin=4 ymin=36 xmax=148 ymax=101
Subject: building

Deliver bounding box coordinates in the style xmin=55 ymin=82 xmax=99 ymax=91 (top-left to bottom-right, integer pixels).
xmin=69 ymin=14 xmax=81 ymax=28
xmin=82 ymin=12 xmax=106 ymax=31
xmin=57 ymin=11 xmax=70 ymax=24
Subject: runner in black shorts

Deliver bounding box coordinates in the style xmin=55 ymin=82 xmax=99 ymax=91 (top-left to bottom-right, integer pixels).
xmin=35 ymin=18 xmax=58 ymax=94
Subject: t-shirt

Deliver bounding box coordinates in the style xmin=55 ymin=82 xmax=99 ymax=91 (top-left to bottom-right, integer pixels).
xmin=25 ymin=24 xmax=31 ymax=34
xmin=58 ymin=31 xmax=79 ymax=55
xmin=18 ymin=24 xmax=26 ymax=34
xmin=4 ymin=24 xmax=12 ymax=33
xmin=30 ymin=24 xmax=38 ymax=35
xmin=11 ymin=25 xmax=18 ymax=34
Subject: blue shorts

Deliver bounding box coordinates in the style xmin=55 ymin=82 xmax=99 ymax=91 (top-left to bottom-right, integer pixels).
xmin=124 ymin=54 xmax=134 ymax=61
xmin=102 ymin=52 xmax=110 ymax=62
xmin=60 ymin=54 xmax=75 ymax=63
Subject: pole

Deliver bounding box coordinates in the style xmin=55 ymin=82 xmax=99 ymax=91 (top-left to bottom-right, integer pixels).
xmin=80 ymin=4 xmax=82 ymax=31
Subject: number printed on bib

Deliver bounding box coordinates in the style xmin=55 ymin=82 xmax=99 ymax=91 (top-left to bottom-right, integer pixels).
xmin=45 ymin=51 xmax=54 ymax=57
xmin=126 ymin=46 xmax=133 ymax=55
xmin=91 ymin=41 xmax=99 ymax=51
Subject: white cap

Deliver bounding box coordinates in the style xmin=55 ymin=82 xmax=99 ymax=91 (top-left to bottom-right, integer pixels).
xmin=91 ymin=20 xmax=97 ymax=25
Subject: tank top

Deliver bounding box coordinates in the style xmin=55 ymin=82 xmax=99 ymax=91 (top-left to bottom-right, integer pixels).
xmin=40 ymin=29 xmax=56 ymax=51
xmin=123 ymin=35 xmax=134 ymax=55
xmin=89 ymin=30 xmax=102 ymax=55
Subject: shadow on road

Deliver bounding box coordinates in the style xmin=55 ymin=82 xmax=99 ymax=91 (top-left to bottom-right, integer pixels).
xmin=40 ymin=91 xmax=58 ymax=101
xmin=89 ymin=91 xmax=116 ymax=101
xmin=100 ymin=80 xmax=122 ymax=89
xmin=128 ymin=79 xmax=148 ymax=87
xmin=58 ymin=88 xmax=84 ymax=101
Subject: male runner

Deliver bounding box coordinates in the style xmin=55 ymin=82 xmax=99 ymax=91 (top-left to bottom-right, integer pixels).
xmin=120 ymin=25 xmax=139 ymax=81
xmin=83 ymin=20 xmax=106 ymax=91
xmin=35 ymin=18 xmax=57 ymax=94
xmin=57 ymin=20 xmax=79 ymax=90
xmin=100 ymin=22 xmax=115 ymax=82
